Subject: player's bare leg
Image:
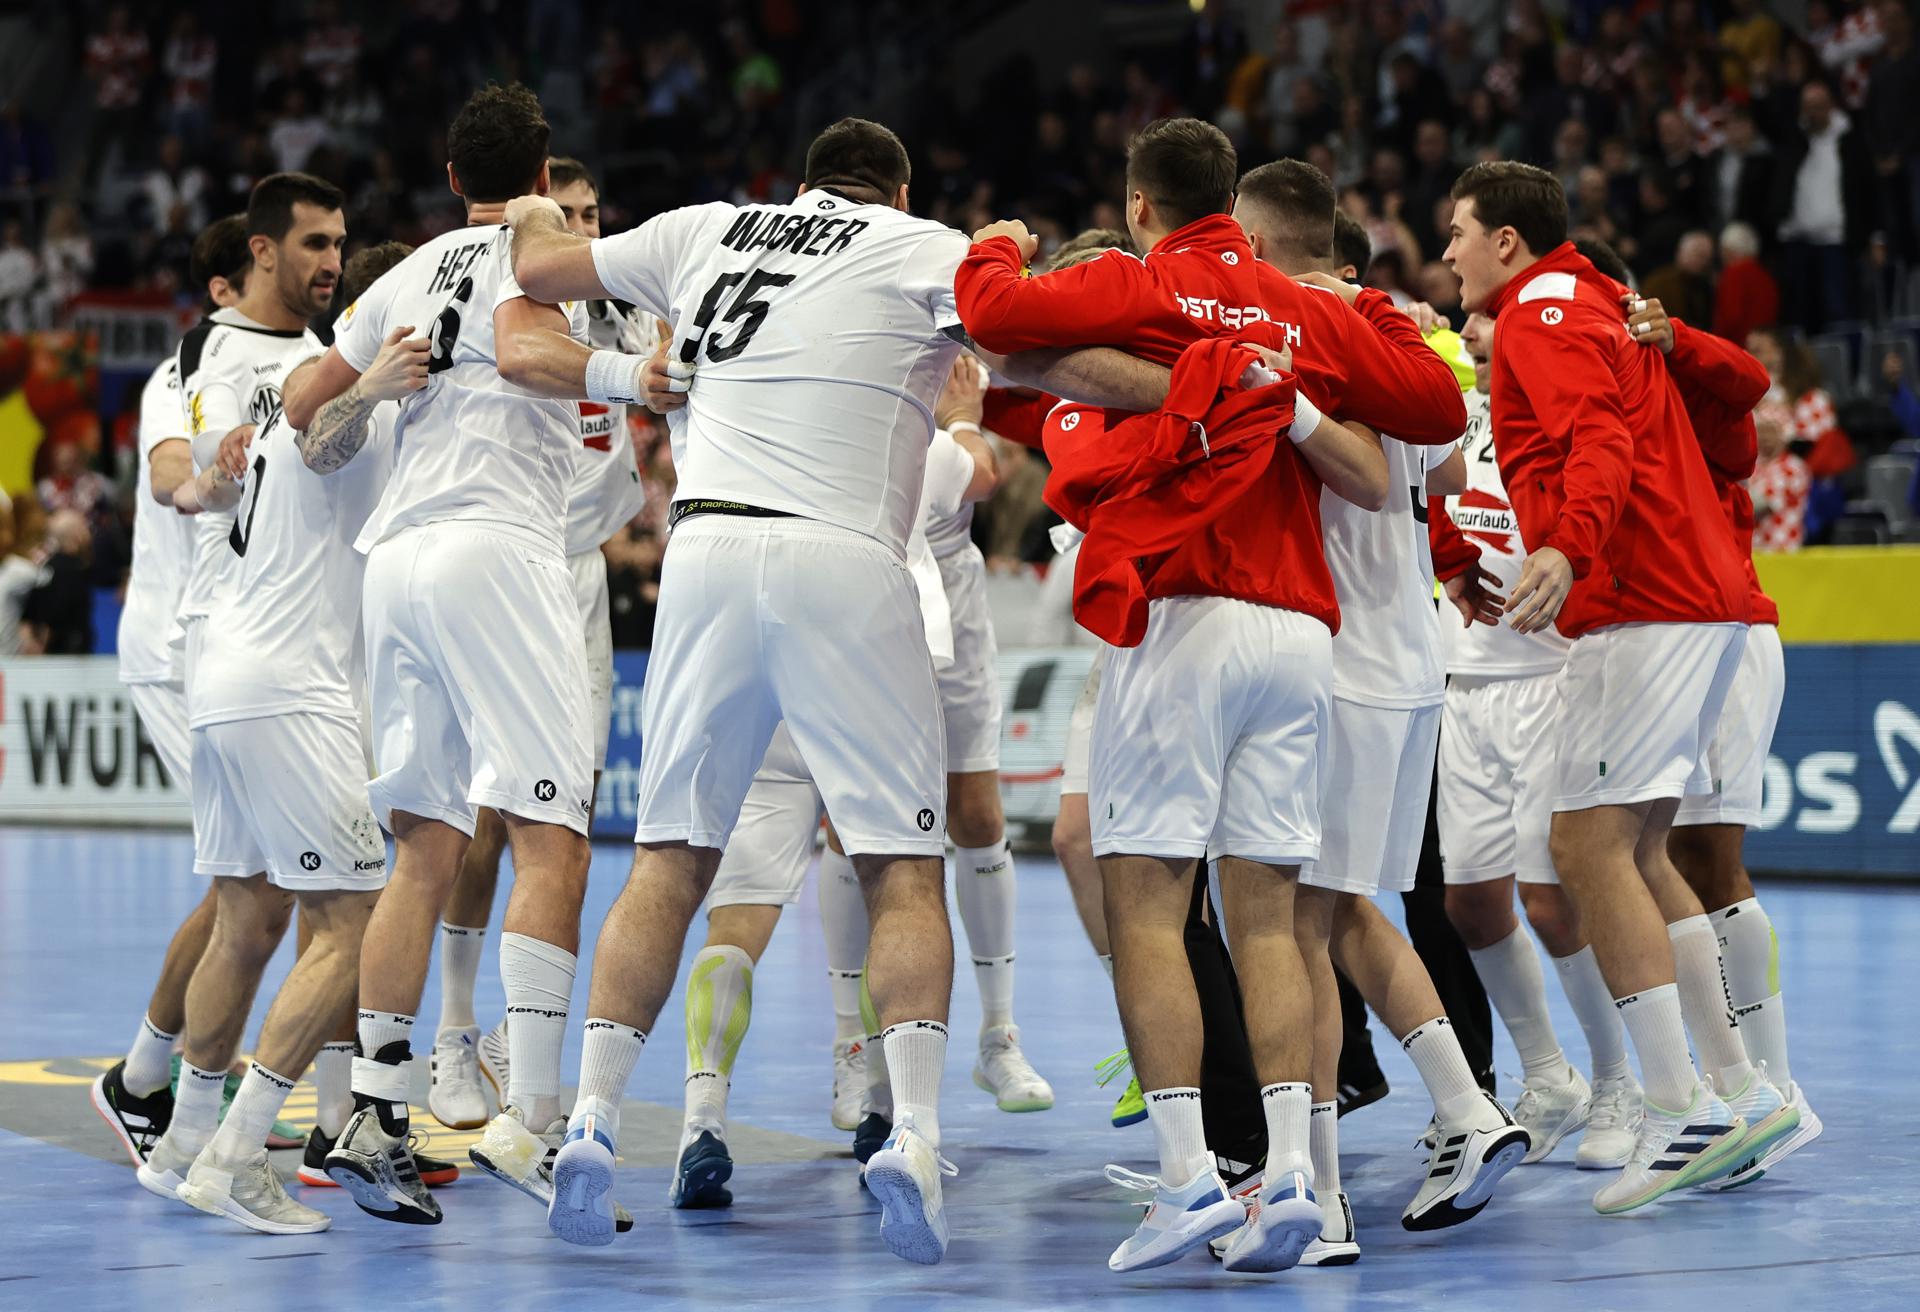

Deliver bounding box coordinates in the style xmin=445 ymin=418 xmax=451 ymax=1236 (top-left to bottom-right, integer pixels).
xmin=1053 ymin=795 xmax=1109 ymax=960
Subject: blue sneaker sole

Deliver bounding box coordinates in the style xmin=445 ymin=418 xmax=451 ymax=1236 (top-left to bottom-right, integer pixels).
xmin=864 ymin=1155 xmax=948 ymax=1265
xmin=1222 ymin=1196 xmax=1321 ymax=1274
xmin=1110 ymin=1109 xmax=1148 ymax=1128
xmin=548 ymin=1139 xmax=616 ymax=1247
xmin=1109 ymin=1198 xmax=1246 ymax=1272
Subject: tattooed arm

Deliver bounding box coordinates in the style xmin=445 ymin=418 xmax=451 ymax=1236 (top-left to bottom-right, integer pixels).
xmin=292 ymin=328 xmax=429 ymax=475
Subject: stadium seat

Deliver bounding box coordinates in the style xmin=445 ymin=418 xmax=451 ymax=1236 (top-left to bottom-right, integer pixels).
xmin=1829 ymin=510 xmax=1891 ymax=545
xmin=1863 ymin=452 xmax=1918 ymax=536
xmin=1810 ymin=335 xmax=1857 ymax=402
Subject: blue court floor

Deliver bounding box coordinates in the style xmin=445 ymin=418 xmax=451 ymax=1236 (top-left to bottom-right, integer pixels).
xmin=2 ymin=826 xmax=1916 ymax=1311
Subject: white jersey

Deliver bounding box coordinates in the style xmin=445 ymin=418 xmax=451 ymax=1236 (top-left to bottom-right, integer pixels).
xmin=908 ymin=429 xmax=976 ymax=662
xmin=1320 ymin=435 xmax=1455 ymax=708
xmin=176 ymin=309 xmax=324 ymax=627
xmin=1443 ymin=388 xmax=1571 ymax=678
xmin=589 ymin=189 xmax=968 ymax=558
xmin=337 ymin=223 xmax=589 ymax=555
xmin=119 ymin=358 xmax=197 ymax=684
xmin=190 ymin=406 xmax=395 ymax=728
xmin=565 ymin=300 xmax=653 ymax=555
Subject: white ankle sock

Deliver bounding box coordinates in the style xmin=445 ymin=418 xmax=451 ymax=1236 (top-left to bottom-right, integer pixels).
xmin=1615 ymin=983 xmax=1701 ymax=1111
xmin=955 ymin=842 xmax=1017 ymax=1029
xmin=1710 ymin=899 xmax=1791 ymax=1087
xmin=1667 ymin=915 xmax=1752 ymax=1091
xmin=1401 ymin=1017 xmax=1483 ymax=1123
xmin=357 ymin=1009 xmax=414 ymax=1061
xmin=313 ymin=1041 xmax=354 ymax=1138
xmin=1468 ymin=927 xmax=1568 ymax=1084
xmin=882 ymin=1020 xmax=947 ymax=1147
xmin=206 ymin=1062 xmax=295 ymax=1161
xmin=572 ymin=1018 xmax=644 ymax=1143
xmin=169 ymin=1060 xmax=228 ymax=1156
xmin=124 ymin=1013 xmax=176 ymax=1097
xmin=1260 ymin=1082 xmax=1314 ymax=1184
xmin=1309 ymin=1101 xmax=1341 ymax=1196
xmin=438 ymin=923 xmax=485 ymax=1031
xmin=683 ymin=946 xmax=753 ymax=1137
xmin=1552 ymin=946 xmax=1632 ymax=1082
xmin=500 ymin=931 xmax=576 ymax=1128
xmin=1143 ymin=1087 xmax=1209 ymax=1183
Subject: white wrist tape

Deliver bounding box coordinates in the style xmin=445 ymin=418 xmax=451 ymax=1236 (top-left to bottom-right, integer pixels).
xmin=585 ymin=350 xmax=643 ymax=405
xmin=1289 ymin=390 xmax=1324 ymax=444
xmin=947 ymin=420 xmax=982 ymax=438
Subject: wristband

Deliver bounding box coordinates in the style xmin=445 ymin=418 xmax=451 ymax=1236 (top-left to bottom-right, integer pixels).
xmin=947 ymin=420 xmax=983 ymax=438
xmin=585 ymin=349 xmax=643 ymax=404
xmin=1289 ymin=390 xmax=1324 ymax=444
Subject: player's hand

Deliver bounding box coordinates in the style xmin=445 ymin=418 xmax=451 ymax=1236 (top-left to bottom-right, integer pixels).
xmin=216 ymin=424 xmax=255 ymax=479
xmin=1623 ymin=293 xmax=1674 ymax=354
xmin=935 ymin=354 xmax=988 ymax=429
xmin=1506 ymin=546 xmax=1573 ymax=634
xmin=972 ymin=219 xmax=1039 ymax=262
xmin=1293 ymin=269 xmax=1361 ymax=305
xmin=640 ymin=340 xmax=693 ymax=415
xmin=504 ymin=194 xmax=566 ymax=231
xmin=1403 ymin=300 xmax=1441 ymax=334
xmin=1238 ymin=341 xmax=1290 ymax=387
xmin=1444 ymin=562 xmax=1508 ymax=628
xmin=359 ymin=325 xmax=432 ymax=403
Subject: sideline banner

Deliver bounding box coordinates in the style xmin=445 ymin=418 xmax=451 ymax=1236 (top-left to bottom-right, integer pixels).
xmin=0 ymin=658 xmax=188 ymax=825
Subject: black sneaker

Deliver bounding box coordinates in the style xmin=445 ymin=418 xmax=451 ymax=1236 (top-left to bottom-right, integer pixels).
xmin=300 ymin=1126 xmax=460 ymax=1188
xmin=669 ymin=1130 xmax=733 ymax=1210
xmin=853 ymin=1111 xmax=891 ymax=1191
xmin=91 ymin=1061 xmax=174 ymax=1166
xmin=1337 ymin=1079 xmax=1390 ymax=1118
xmin=324 ymin=1107 xmax=443 ymax=1224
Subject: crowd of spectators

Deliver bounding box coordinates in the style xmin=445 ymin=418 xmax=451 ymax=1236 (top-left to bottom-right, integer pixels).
xmin=5 ymin=0 xmax=1920 ymax=656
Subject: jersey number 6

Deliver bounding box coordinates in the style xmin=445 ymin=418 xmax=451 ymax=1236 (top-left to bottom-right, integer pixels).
xmin=680 ymin=270 xmax=796 ymax=365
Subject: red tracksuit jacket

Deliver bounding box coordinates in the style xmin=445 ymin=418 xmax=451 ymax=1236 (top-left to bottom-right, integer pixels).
xmin=1485 ymin=242 xmax=1751 ymax=637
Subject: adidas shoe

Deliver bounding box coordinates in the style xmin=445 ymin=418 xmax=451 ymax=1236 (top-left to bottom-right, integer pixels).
xmin=299 ymin=1126 xmax=458 ymax=1188
xmin=428 ymin=1026 xmax=490 ymax=1130
xmin=853 ymin=1111 xmax=892 ymax=1169
xmin=1754 ymin=1080 xmax=1822 ymax=1174
xmin=1298 ymin=1190 xmax=1361 ymax=1267
xmin=1576 ymin=1073 xmax=1642 ymax=1169
xmin=864 ymin=1118 xmax=958 ymax=1266
xmin=1592 ymin=1084 xmax=1747 ymax=1215
xmin=1336 ymin=1078 xmax=1390 ymax=1118
xmin=548 ymin=1119 xmax=620 ymax=1248
xmin=831 ymin=1037 xmax=867 ymax=1132
xmin=1096 ymin=1051 xmax=1146 ymax=1128
xmin=669 ymin=1129 xmax=734 ymax=1209
xmin=1402 ymin=1092 xmax=1530 ymax=1231
xmin=135 ymin=1132 xmax=200 ymax=1201
xmin=470 ymin=1105 xmax=635 ymax=1233
xmin=1106 ymin=1162 xmax=1245 ymax=1272
xmin=178 ymin=1148 xmax=330 ymax=1234
xmin=1219 ymin=1168 xmax=1318 ymax=1273
xmin=1697 ymin=1068 xmax=1800 ymax=1191
xmin=91 ymin=1061 xmax=173 ymax=1166
xmin=476 ymin=1019 xmax=510 ymax=1108
xmin=1513 ymin=1064 xmax=1591 ymax=1165
xmin=323 ymin=1106 xmax=442 ymax=1225
xmin=972 ymin=1024 xmax=1054 ymax=1113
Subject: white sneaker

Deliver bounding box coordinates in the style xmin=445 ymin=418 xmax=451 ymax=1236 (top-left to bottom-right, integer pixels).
xmin=428 ymin=1026 xmax=490 ymax=1130
xmin=1106 ymin=1162 xmax=1246 ymax=1272
xmin=178 ymin=1148 xmax=330 ymax=1234
xmin=1698 ymin=1066 xmax=1800 ymax=1191
xmin=476 ymin=1018 xmax=510 ymax=1108
xmin=548 ymin=1118 xmax=620 ymax=1247
xmin=1298 ymin=1190 xmax=1361 ymax=1267
xmin=1513 ymin=1064 xmax=1591 ymax=1164
xmin=971 ymin=1024 xmax=1055 ymax=1113
xmin=863 ymin=1117 xmax=958 ymax=1265
xmin=1402 ymin=1092 xmax=1529 ymax=1231
xmin=135 ymin=1132 xmax=200 ymax=1201
xmin=1592 ymin=1083 xmax=1746 ymax=1215
xmin=1576 ymin=1073 xmax=1642 ymax=1170
xmin=831 ymin=1037 xmax=867 ymax=1132
xmin=1754 ymin=1080 xmax=1822 ymax=1174
xmin=1220 ymin=1168 xmax=1319 ymax=1273
xmin=473 ymin=1104 xmax=636 ymax=1233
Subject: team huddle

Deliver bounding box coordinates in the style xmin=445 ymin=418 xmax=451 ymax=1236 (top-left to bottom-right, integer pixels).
xmin=87 ymin=81 xmax=1816 ymax=1275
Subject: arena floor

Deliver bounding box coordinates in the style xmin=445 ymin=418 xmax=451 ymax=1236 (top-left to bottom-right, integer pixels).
xmin=2 ymin=826 xmax=1915 ymax=1311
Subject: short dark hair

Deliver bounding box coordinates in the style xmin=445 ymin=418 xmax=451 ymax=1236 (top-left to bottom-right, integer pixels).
xmin=1236 ymin=159 xmax=1335 ymax=264
xmin=339 ymin=241 xmax=413 ymax=307
xmin=1450 ymin=160 xmax=1568 ymax=256
xmin=190 ymin=214 xmax=252 ymax=292
xmin=548 ymin=156 xmax=598 ymax=196
xmin=1126 ymin=118 xmax=1237 ymax=230
xmin=1045 ymin=227 xmax=1134 ymax=272
xmin=1333 ymin=210 xmax=1372 ymax=281
xmin=1573 ymin=236 xmax=1631 ymax=286
xmin=448 ymin=83 xmax=551 ymax=203
xmin=247 ymin=172 xmax=345 ymax=242
xmin=803 ymin=118 xmax=911 ymax=205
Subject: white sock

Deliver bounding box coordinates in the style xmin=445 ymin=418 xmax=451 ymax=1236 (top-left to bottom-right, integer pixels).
xmin=313 ymin=1041 xmax=354 ymax=1138
xmin=500 ymin=931 xmax=576 ymax=1129
xmin=1668 ymin=915 xmax=1752 ymax=1091
xmin=438 ymin=923 xmax=485 ymax=1031
xmin=357 ymin=1009 xmax=415 ymax=1062
xmin=1098 ymin=954 xmax=1114 ymax=980
xmin=954 ymin=841 xmax=1017 ymax=1030
xmin=124 ymin=1013 xmax=177 ymax=1097
xmin=1260 ymin=1082 xmax=1314 ymax=1184
xmin=1143 ymin=1087 xmax=1209 ymax=1183
xmin=1616 ymin=983 xmax=1702 ymax=1111
xmin=1552 ymin=946 xmax=1632 ymax=1083
xmin=168 ymin=1060 xmax=228 ymax=1156
xmin=1710 ymin=899 xmax=1791 ymax=1087
xmin=683 ymin=946 xmax=754 ymax=1139
xmin=352 ymin=1009 xmax=415 ymax=1135
xmin=828 ymin=971 xmax=865 ymax=1041
xmin=205 ymin=1062 xmax=295 ymax=1162
xmin=882 ymin=1020 xmax=947 ymax=1148
xmin=1468 ymin=928 xmax=1569 ymax=1084
xmin=1400 ymin=1017 xmax=1484 ymax=1124
xmin=571 ymin=1018 xmax=644 ymax=1145
xmin=1309 ymin=1101 xmax=1341 ymax=1196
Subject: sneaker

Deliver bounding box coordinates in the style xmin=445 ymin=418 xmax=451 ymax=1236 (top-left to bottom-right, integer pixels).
xmin=853 ymin=1111 xmax=892 ymax=1168
xmin=831 ymin=1038 xmax=867 ymax=1132
xmin=670 ymin=1129 xmax=734 ymax=1209
xmin=1096 ymin=1051 xmax=1146 ymax=1128
xmin=1401 ymin=1092 xmax=1530 ymax=1231
xmin=548 ymin=1119 xmax=620 ymax=1248
xmin=1753 ymin=1080 xmax=1822 ymax=1175
xmin=1106 ymin=1162 xmax=1246 ymax=1272
xmin=179 ymin=1148 xmax=330 ymax=1234
xmin=135 ymin=1132 xmax=200 ymax=1201
xmin=1592 ymin=1084 xmax=1747 ymax=1215
xmin=972 ymin=1024 xmax=1054 ymax=1113
xmin=1697 ymin=1068 xmax=1801 ymax=1191
xmin=1336 ymin=1079 xmax=1390 ymax=1118
xmin=91 ymin=1062 xmax=173 ymax=1166
xmin=1298 ymin=1190 xmax=1361 ymax=1267
xmin=324 ymin=1106 xmax=442 ymax=1225
xmin=1219 ymin=1168 xmax=1318 ymax=1274
xmin=1576 ymin=1073 xmax=1642 ymax=1170
xmin=864 ymin=1118 xmax=958 ymax=1266
xmin=476 ymin=1019 xmax=510 ymax=1108
xmin=299 ymin=1126 xmax=458 ymax=1188
xmin=1513 ymin=1065 xmax=1591 ymax=1165
xmin=1205 ymin=1159 xmax=1266 ymax=1261
xmin=470 ymin=1106 xmax=635 ymax=1233
xmin=428 ymin=1026 xmax=490 ymax=1130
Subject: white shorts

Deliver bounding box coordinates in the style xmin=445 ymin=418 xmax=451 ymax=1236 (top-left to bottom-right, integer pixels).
xmin=1090 ymin=596 xmax=1330 ymax=864
xmin=362 ymin=525 xmax=594 ymax=837
xmin=707 ymin=725 xmax=825 ymax=909
xmin=1438 ymin=673 xmax=1561 ymax=886
xmin=191 ymin=713 xmax=389 ymax=891
xmin=934 ymin=545 xmax=1001 ymax=774
xmin=1554 ymin=622 xmax=1747 ymax=813
xmin=1059 ymin=647 xmax=1108 ymax=797
xmin=1301 ymin=699 xmax=1441 ymax=896
xmin=570 ymin=547 xmax=614 ymax=773
xmin=1674 ymin=623 xmax=1785 ymax=828
xmin=128 ymin=679 xmax=191 ymax=790
xmin=635 ymin=515 xmax=945 ymax=858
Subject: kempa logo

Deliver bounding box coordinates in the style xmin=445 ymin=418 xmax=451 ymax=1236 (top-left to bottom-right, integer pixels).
xmin=353 ymin=858 xmax=384 ymax=872
xmin=1540 ymin=306 xmax=1564 ymax=325
xmin=534 ymin=779 xmax=557 ymax=802
xmin=1059 ymin=411 xmax=1081 ymax=431
xmin=916 ymin=807 xmax=936 ymax=832
xmin=299 ymin=851 xmax=322 ymax=871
